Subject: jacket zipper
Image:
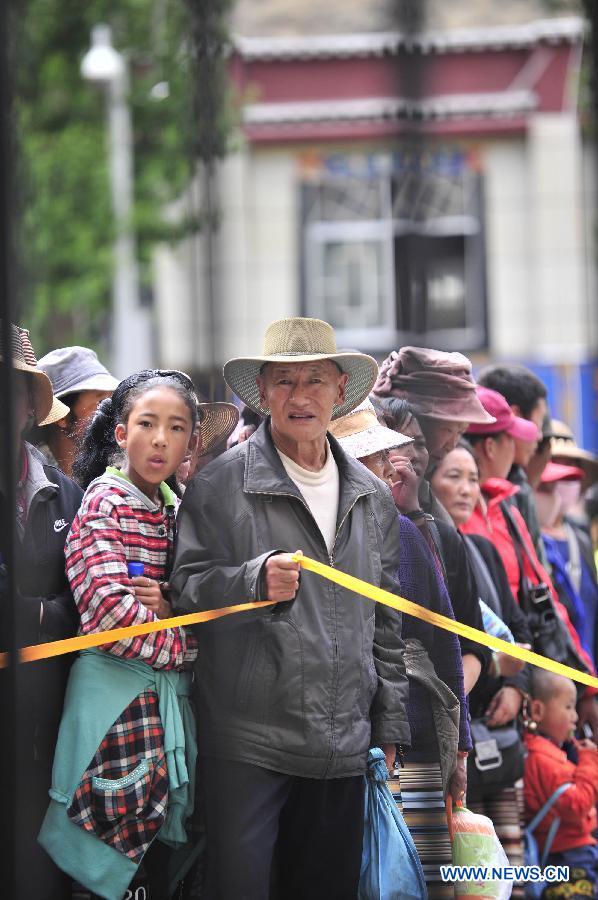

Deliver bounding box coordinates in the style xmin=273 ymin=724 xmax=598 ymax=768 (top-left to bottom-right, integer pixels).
xmin=245 ymin=487 xmax=331 ymax=561
xmin=328 ymin=491 xmax=372 ymax=567
xmin=324 ymin=490 xmax=373 ymax=776
xmin=247 ymin=484 xmax=374 ymax=777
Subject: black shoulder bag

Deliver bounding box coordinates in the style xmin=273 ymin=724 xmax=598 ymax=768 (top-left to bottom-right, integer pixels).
xmin=501 ymin=502 xmax=589 ymax=679
xmin=467 ymin=716 xmax=524 ymax=799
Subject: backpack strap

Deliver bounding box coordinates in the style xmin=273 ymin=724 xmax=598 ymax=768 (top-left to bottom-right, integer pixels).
xmin=502 ymin=502 xmax=545 ymax=583
xmin=527 ymin=782 xmax=572 ymax=867
xmin=527 ymin=782 xmax=572 ymax=834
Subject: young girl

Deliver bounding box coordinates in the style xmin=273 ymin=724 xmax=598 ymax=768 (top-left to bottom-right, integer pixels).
xmin=39 ymin=370 xmax=200 ymax=900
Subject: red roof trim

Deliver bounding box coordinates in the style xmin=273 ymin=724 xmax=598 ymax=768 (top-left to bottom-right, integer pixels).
xmin=243 ymin=116 xmax=530 ymax=144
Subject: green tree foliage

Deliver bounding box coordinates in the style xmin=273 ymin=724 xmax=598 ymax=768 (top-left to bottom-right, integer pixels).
xmin=17 ymin=0 xmax=220 ymax=353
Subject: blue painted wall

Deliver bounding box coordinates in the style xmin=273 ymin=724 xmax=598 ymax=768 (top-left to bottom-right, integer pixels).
xmin=520 ymin=361 xmax=598 ymax=453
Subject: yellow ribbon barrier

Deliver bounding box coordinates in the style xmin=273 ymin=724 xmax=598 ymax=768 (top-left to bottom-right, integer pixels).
xmin=0 ymin=552 xmax=597 ymax=692
xmin=291 ymin=553 xmax=598 ymax=691
xmin=0 ymin=600 xmax=276 ymax=669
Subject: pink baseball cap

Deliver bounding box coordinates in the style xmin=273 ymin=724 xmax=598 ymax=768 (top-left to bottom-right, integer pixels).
xmin=467 ymin=387 xmax=540 ymax=442
xmin=540 ymin=461 xmax=584 ymax=484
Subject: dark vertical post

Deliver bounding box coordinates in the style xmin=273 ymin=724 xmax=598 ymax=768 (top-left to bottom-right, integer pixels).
xmin=0 ymin=1 xmax=19 ymax=894
xmin=394 ymin=0 xmax=427 ymax=341
xmin=184 ymin=0 xmax=231 ymax=389
xmin=583 ymin=1 xmax=598 ymax=129
xmin=582 ymin=0 xmax=598 ymax=325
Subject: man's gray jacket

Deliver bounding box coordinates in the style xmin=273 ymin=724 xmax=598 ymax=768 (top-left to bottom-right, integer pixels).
xmin=171 ymin=421 xmax=410 ymax=779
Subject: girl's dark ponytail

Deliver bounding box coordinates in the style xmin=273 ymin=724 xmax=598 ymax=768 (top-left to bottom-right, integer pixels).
xmin=72 ymin=397 xmax=117 ymax=489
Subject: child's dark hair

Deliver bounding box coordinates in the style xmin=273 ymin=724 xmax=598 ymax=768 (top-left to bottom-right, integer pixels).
xmin=72 ymin=369 xmax=198 ymax=489
xmin=457 ymin=436 xmax=476 ymax=457
xmin=375 ymin=396 xmax=417 ymax=434
xmin=477 ymin=364 xmax=547 ymax=419
xmin=240 ymin=404 xmax=262 ymax=429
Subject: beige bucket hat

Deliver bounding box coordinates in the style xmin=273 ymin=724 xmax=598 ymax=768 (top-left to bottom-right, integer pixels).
xmin=329 ymin=399 xmax=413 ymax=459
xmin=223 ymin=317 xmax=379 ymax=420
xmin=549 ymin=419 xmax=598 ymax=483
xmin=5 ymin=325 xmax=70 ymax=425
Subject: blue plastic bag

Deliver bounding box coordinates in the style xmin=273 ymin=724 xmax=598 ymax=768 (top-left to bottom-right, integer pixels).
xmin=358 ymin=748 xmax=428 ymax=900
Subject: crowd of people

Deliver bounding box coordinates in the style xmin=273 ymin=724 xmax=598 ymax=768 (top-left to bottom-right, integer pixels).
xmin=3 ymin=315 xmax=598 ymax=900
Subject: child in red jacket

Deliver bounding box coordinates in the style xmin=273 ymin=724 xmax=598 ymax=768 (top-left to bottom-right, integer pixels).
xmin=524 ymin=669 xmax=598 ymax=895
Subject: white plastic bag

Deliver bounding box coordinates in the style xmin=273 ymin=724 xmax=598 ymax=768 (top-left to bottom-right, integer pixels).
xmin=450 ymin=802 xmax=513 ymax=900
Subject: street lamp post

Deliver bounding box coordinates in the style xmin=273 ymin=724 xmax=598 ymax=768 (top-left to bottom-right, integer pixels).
xmin=81 ymin=24 xmax=153 ymax=377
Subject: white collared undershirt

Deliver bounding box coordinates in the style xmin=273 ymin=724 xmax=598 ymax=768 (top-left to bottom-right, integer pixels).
xmin=277 ymin=440 xmax=340 ymax=554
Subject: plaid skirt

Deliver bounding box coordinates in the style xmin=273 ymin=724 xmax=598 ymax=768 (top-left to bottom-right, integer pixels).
xmin=67 ymin=688 xmax=169 ymax=865
xmin=389 ymin=760 xmax=455 ymax=899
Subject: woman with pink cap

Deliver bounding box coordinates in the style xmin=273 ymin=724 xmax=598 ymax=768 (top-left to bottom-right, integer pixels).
xmin=463 ymin=388 xmax=576 ymax=607
xmin=430 ymin=438 xmax=532 ymax=874
xmin=461 ymin=386 xmax=598 ymax=735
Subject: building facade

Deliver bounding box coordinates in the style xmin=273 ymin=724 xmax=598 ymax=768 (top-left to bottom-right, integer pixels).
xmin=154 ymin=10 xmax=598 ymax=449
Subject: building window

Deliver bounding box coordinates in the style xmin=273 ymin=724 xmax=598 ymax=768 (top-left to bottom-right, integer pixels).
xmin=302 ymin=151 xmax=487 ymax=354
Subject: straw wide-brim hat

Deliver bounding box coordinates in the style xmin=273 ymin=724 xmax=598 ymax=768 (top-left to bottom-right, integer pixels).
xmin=549 ymin=419 xmax=598 ymax=482
xmin=223 ymin=317 xmax=379 ymax=420
xmin=7 ymin=326 xmax=70 ymax=426
xmin=329 ymin=399 xmax=413 ymax=460
xmin=198 ymin=401 xmax=239 ymax=456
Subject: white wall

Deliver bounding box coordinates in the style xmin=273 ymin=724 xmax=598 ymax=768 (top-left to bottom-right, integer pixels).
xmin=483 ymin=114 xmax=595 ymax=362
xmin=154 ymin=145 xmax=298 ymax=370
xmin=214 ymin=146 xmax=298 ymax=361
xmin=484 ymin=137 xmax=532 ymax=357
xmin=527 ymin=113 xmax=588 ymax=361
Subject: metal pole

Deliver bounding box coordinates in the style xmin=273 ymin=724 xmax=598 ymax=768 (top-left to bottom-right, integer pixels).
xmin=202 ymin=157 xmax=217 ymax=373
xmin=581 ymin=0 xmax=598 ymax=353
xmin=104 ymin=45 xmax=152 ymax=376
xmin=184 ymin=0 xmax=228 ymax=380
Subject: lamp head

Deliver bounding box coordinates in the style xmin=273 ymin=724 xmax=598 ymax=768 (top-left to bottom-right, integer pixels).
xmin=81 ymin=24 xmax=125 ymax=83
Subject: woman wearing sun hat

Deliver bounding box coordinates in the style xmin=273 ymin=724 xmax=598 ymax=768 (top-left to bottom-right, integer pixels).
xmin=550 ymin=419 xmax=598 ymax=491
xmin=171 ymin=317 xmax=411 ymax=900
xmin=1 ymin=325 xmax=84 ymax=899
xmin=462 ymin=387 xmax=598 ymax=726
xmin=34 ymin=345 xmax=119 ymax=476
xmin=330 ymin=400 xmax=471 ymax=897
xmin=373 ymin=346 xmax=496 ymax=471
xmin=535 ymin=461 xmax=598 ymax=669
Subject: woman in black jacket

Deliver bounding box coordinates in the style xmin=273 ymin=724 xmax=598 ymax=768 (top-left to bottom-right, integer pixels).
xmin=373 ymin=396 xmax=491 ymax=693
xmin=430 ymin=441 xmax=531 ymax=887
xmin=0 ymin=326 xmax=83 ymax=900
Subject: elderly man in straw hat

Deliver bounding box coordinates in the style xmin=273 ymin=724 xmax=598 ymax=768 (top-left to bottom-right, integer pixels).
xmin=0 ymin=325 xmax=83 ymax=899
xmin=171 ymin=317 xmax=410 ymax=899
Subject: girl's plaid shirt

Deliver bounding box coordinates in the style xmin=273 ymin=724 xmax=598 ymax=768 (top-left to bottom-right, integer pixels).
xmin=66 ymin=478 xmax=197 ymax=668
